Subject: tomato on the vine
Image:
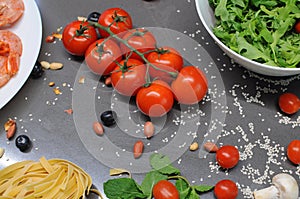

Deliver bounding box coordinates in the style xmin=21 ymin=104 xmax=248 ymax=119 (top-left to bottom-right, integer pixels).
xmin=148 ymin=46 xmax=183 ymax=83
xmin=136 ymin=80 xmax=174 ymax=117
xmin=98 ymin=8 xmax=132 ymax=38
xmin=85 ymin=38 xmax=122 ymax=76
xmin=120 ymin=28 xmax=156 ymax=61
xmin=171 ymin=66 xmax=208 ymax=105
xmin=111 ymin=59 xmax=146 ymax=96
xmin=152 ymin=180 xmax=179 ymax=199
xmin=278 ymin=93 xmax=300 ymax=115
xmin=214 ymin=179 xmax=238 ymax=199
xmin=287 ymin=140 xmax=300 ymax=165
xmin=216 ymin=145 xmax=239 ymax=169
xmin=62 ymin=21 xmax=98 ymax=56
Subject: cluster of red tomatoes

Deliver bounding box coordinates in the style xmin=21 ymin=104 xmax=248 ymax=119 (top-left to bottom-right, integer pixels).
xmin=61 ymin=7 xmax=208 ymax=117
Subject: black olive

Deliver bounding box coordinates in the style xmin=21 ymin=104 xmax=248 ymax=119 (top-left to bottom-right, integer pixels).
xmin=100 ymin=110 xmax=117 ymax=127
xmin=87 ymin=12 xmax=101 ymax=22
xmin=30 ymin=61 xmax=44 ymax=79
xmin=15 ymin=135 xmax=31 ymax=152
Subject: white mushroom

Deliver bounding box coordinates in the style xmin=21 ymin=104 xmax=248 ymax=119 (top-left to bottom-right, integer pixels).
xmin=253 ymin=173 xmax=299 ymax=199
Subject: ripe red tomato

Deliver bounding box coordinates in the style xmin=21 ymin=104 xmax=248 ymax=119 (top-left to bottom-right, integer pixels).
xmin=148 ymin=47 xmax=183 ymax=83
xmin=120 ymin=29 xmax=156 ymax=61
xmin=62 ymin=21 xmax=98 ymax=56
xmin=287 ymin=140 xmax=300 ymax=165
xmin=171 ymin=66 xmax=208 ymax=105
xmin=111 ymin=59 xmax=146 ymax=96
xmin=295 ymin=21 xmax=300 ymax=33
xmin=153 ymin=180 xmax=179 ymax=199
xmin=136 ymin=80 xmax=174 ymax=117
xmin=214 ymin=179 xmax=238 ymax=199
xmin=85 ymin=38 xmax=122 ymax=76
xmin=98 ymin=8 xmax=132 ymax=38
xmin=216 ymin=145 xmax=239 ymax=169
xmin=278 ymin=93 xmax=300 ymax=114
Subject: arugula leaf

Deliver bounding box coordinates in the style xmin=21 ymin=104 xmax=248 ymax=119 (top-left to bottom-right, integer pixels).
xmin=215 ymin=0 xmax=230 ymax=21
xmin=140 ymin=171 xmax=168 ymax=196
xmin=150 ymin=154 xmax=180 ymax=175
xmin=104 ymin=178 xmax=147 ymax=199
xmin=176 ymin=179 xmax=191 ymax=199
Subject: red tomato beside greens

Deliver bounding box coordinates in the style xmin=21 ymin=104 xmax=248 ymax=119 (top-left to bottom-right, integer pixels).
xmin=111 ymin=59 xmax=146 ymax=96
xmin=214 ymin=179 xmax=238 ymax=199
xmin=98 ymin=8 xmax=132 ymax=38
xmin=120 ymin=28 xmax=156 ymax=62
xmin=295 ymin=21 xmax=300 ymax=33
xmin=148 ymin=47 xmax=183 ymax=83
xmin=85 ymin=38 xmax=122 ymax=76
xmin=171 ymin=66 xmax=208 ymax=105
xmin=136 ymin=80 xmax=174 ymax=117
xmin=62 ymin=21 xmax=98 ymax=56
xmin=152 ymin=180 xmax=179 ymax=199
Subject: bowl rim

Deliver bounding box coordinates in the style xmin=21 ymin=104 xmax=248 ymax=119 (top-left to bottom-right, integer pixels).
xmin=195 ymin=0 xmax=300 ymax=73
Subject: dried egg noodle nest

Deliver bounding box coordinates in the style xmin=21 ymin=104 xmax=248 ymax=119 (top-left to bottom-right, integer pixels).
xmin=0 ymin=157 xmax=102 ymax=199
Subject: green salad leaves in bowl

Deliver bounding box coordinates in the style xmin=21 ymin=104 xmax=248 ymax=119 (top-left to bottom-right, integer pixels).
xmin=195 ymin=0 xmax=300 ymax=76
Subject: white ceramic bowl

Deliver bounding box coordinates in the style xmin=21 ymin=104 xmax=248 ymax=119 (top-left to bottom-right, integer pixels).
xmin=195 ymin=0 xmax=300 ymax=76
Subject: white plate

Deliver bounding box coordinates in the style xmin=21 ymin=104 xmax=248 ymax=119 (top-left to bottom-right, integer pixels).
xmin=0 ymin=0 xmax=42 ymax=109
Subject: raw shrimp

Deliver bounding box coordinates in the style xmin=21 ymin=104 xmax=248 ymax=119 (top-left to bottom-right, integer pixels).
xmin=0 ymin=30 xmax=22 ymax=88
xmin=0 ymin=0 xmax=24 ymax=28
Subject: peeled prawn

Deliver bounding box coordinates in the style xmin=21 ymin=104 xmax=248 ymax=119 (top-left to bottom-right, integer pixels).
xmin=0 ymin=0 xmax=24 ymax=28
xmin=0 ymin=30 xmax=22 ymax=88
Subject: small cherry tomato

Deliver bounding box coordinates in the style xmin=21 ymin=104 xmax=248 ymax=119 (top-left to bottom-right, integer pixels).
xmin=62 ymin=21 xmax=98 ymax=56
xmin=120 ymin=28 xmax=156 ymax=61
xmin=278 ymin=93 xmax=300 ymax=115
xmin=148 ymin=46 xmax=183 ymax=83
xmin=171 ymin=66 xmax=208 ymax=105
xmin=136 ymin=80 xmax=174 ymax=117
xmin=111 ymin=59 xmax=146 ymax=96
xmin=216 ymin=145 xmax=239 ymax=169
xmin=287 ymin=140 xmax=300 ymax=165
xmin=295 ymin=21 xmax=300 ymax=33
xmin=85 ymin=38 xmax=122 ymax=76
xmin=214 ymin=179 xmax=238 ymax=199
xmin=98 ymin=8 xmax=132 ymax=38
xmin=153 ymin=180 xmax=179 ymax=199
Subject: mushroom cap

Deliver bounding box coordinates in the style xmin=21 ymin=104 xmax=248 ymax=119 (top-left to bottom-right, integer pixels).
xmin=272 ymin=173 xmax=299 ymax=199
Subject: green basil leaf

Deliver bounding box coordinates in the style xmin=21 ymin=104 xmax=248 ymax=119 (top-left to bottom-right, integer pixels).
xmin=140 ymin=171 xmax=168 ymax=196
xmin=150 ymin=154 xmax=180 ymax=175
xmin=186 ymin=188 xmax=200 ymax=199
xmin=104 ymin=178 xmax=147 ymax=199
xmin=176 ymin=179 xmax=190 ymax=199
xmin=193 ymin=185 xmax=214 ymax=193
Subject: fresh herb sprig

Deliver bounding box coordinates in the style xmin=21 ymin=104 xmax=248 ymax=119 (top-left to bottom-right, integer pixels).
xmin=103 ymin=153 xmax=214 ymax=199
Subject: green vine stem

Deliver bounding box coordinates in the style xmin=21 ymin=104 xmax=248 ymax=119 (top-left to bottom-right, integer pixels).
xmin=89 ymin=22 xmax=178 ymax=84
xmin=167 ymin=175 xmax=191 ymax=187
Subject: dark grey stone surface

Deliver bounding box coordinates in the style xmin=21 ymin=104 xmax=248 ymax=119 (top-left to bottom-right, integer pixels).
xmin=0 ymin=0 xmax=299 ymax=198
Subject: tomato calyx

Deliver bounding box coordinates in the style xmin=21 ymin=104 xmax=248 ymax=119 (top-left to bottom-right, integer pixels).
xmin=113 ymin=59 xmax=135 ymax=74
xmin=95 ymin=42 xmax=111 ymax=56
xmin=155 ymin=47 xmax=170 ymax=55
xmin=75 ymin=24 xmax=91 ymax=38
xmin=111 ymin=10 xmax=129 ymax=26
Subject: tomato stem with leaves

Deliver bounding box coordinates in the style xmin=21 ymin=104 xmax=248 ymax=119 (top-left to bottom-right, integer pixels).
xmin=89 ymin=22 xmax=178 ymax=81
